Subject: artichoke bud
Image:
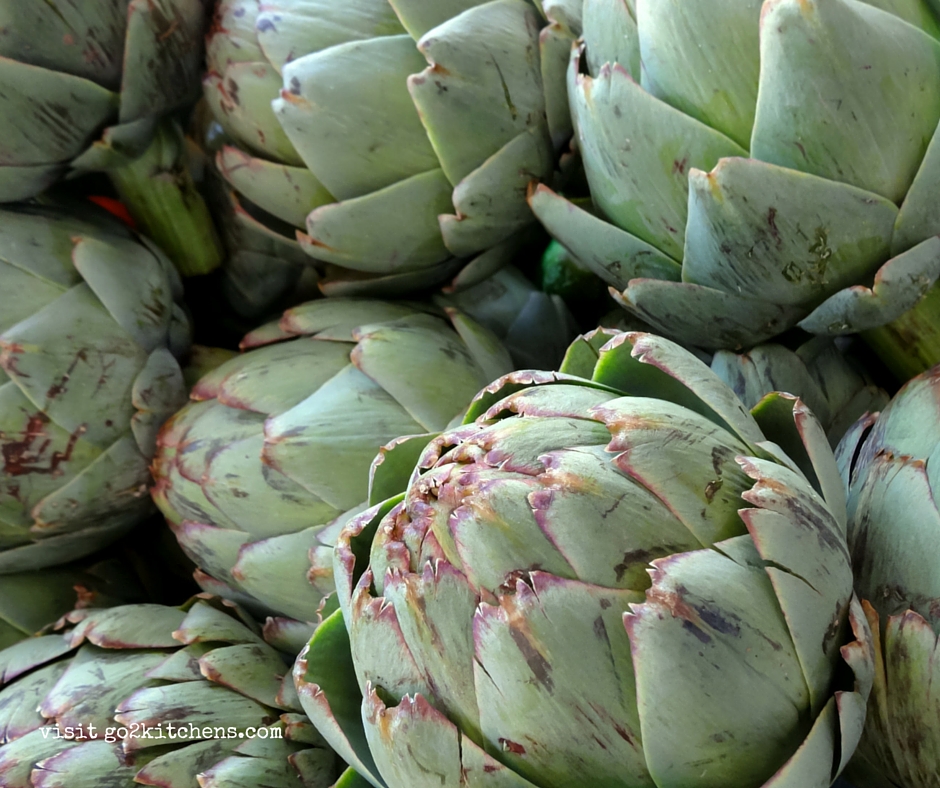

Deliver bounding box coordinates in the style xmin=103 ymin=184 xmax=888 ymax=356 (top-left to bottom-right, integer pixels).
xmin=297 ymin=330 xmax=876 ymax=788
xmin=0 ymin=202 xmax=190 ymax=573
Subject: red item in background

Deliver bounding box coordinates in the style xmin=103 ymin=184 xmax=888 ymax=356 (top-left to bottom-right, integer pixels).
xmin=87 ymin=196 xmax=137 ymax=230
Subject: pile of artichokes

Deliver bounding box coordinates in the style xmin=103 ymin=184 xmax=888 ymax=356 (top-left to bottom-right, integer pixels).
xmin=0 ymin=0 xmax=939 ymax=787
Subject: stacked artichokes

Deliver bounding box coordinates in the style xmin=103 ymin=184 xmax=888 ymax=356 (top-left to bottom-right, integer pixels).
xmin=297 ymin=331 xmax=874 ymax=788
xmin=9 ymin=1 xmax=940 ymax=787
xmin=203 ymin=0 xmax=569 ymax=299
xmin=531 ymin=0 xmax=940 ymax=371
xmin=0 ymin=202 xmax=190 ymax=572
xmin=152 ymin=299 xmax=512 ymax=625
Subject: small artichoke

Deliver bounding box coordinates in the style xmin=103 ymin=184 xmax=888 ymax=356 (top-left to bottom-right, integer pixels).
xmin=0 ymin=597 xmax=338 ymax=788
xmin=297 ymin=331 xmax=874 ymax=788
xmin=531 ymin=0 xmax=940 ymax=363
xmin=152 ymin=299 xmax=512 ymax=625
xmin=837 ymin=366 xmax=940 ymax=788
xmin=0 ymin=202 xmax=190 ymax=572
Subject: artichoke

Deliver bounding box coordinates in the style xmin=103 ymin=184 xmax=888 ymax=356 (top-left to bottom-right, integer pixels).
xmin=0 ymin=1 xmax=221 ymax=275
xmin=296 ymin=330 xmax=874 ymax=788
xmin=203 ymin=0 xmax=569 ymax=296
xmin=0 ymin=597 xmax=339 ymax=788
xmin=712 ymin=338 xmax=889 ymax=447
xmin=530 ymin=0 xmax=940 ymax=372
xmin=836 ymin=366 xmax=940 ymax=788
xmin=0 ymin=202 xmax=190 ymax=572
xmin=152 ymin=299 xmax=513 ymax=626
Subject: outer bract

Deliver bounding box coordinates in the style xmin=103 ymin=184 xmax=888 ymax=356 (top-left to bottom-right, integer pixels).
xmin=204 ymin=0 xmax=572 ymax=298
xmin=296 ymin=330 xmax=875 ymax=788
xmin=530 ymin=0 xmax=940 ymax=352
xmin=836 ymin=367 xmax=940 ymax=788
xmin=152 ymin=299 xmax=513 ymax=627
xmin=0 ymin=1 xmax=208 ymax=200
xmin=0 ymin=558 xmax=146 ymax=649
xmin=0 ymin=202 xmax=190 ymax=572
xmin=0 ymin=597 xmax=339 ymax=788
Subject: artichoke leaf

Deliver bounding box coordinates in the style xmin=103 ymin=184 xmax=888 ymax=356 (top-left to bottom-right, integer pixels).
xmin=569 ymin=45 xmax=746 ymax=261
xmin=617 ymin=278 xmax=807 ymax=350
xmin=276 ymin=36 xmax=436 ymax=200
xmin=528 ymin=184 xmax=681 ymax=290
xmin=410 ymin=0 xmax=546 ymax=186
xmin=301 ymin=169 xmax=453 ymax=271
xmin=752 ymin=0 xmax=940 ymax=203
xmin=120 ymin=0 xmax=205 ymax=123
xmin=798 ymin=236 xmax=940 ymax=335
xmin=682 ymin=158 xmax=898 ymax=308
xmin=635 ymin=0 xmax=762 ymax=149
xmin=204 ymin=62 xmax=303 ymax=165
xmin=216 ymin=145 xmax=334 ymax=229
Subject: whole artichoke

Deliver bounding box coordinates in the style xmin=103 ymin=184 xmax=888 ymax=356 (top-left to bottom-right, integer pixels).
xmin=152 ymin=299 xmax=513 ymax=625
xmin=0 ymin=597 xmax=339 ymax=788
xmin=531 ymin=0 xmax=940 ymax=370
xmin=203 ymin=0 xmax=569 ymax=297
xmin=296 ymin=331 xmax=874 ymax=788
xmin=836 ymin=366 xmax=940 ymax=788
xmin=0 ymin=202 xmax=190 ymax=572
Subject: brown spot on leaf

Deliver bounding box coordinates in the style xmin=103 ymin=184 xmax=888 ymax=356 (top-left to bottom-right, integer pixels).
xmin=2 ymin=415 xmax=86 ymax=477
xmin=500 ymin=738 xmax=526 ymax=755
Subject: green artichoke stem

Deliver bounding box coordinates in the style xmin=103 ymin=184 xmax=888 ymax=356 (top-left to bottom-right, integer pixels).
xmin=109 ymin=119 xmax=224 ymax=277
xmin=862 ymin=282 xmax=940 ymax=381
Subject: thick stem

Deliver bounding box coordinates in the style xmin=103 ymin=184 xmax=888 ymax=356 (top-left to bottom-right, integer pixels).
xmin=108 ymin=120 xmax=223 ymax=277
xmin=862 ymin=282 xmax=940 ymax=381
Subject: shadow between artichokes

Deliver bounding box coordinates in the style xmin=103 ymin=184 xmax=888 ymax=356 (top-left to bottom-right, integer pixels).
xmin=530 ymin=0 xmax=940 ymax=371
xmin=295 ymin=330 xmax=875 ymax=788
xmin=836 ymin=365 xmax=940 ymax=788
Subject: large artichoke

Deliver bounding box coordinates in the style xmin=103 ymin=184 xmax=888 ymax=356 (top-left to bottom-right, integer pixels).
xmin=203 ymin=0 xmax=570 ymax=297
xmin=296 ymin=330 xmax=874 ymax=788
xmin=531 ymin=0 xmax=940 ymax=373
xmin=836 ymin=366 xmax=940 ymax=787
xmin=0 ymin=202 xmax=190 ymax=572
xmin=0 ymin=596 xmax=339 ymax=788
xmin=152 ymin=299 xmax=513 ymax=626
